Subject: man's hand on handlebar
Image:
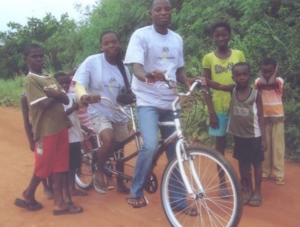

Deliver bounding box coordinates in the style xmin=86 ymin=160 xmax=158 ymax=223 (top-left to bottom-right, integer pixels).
xmin=80 ymin=94 xmax=101 ymax=104
xmin=145 ymin=70 xmax=167 ymax=84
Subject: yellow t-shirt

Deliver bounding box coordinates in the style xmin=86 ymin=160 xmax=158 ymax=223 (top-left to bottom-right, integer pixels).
xmin=202 ymin=49 xmax=245 ymax=114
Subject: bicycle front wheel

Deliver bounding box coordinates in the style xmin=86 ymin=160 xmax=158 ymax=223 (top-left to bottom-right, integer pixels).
xmin=75 ymin=147 xmax=94 ymax=190
xmin=161 ymin=147 xmax=243 ymax=227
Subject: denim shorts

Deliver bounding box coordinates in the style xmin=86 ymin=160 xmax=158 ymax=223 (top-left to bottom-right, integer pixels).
xmin=209 ymin=113 xmax=229 ymax=137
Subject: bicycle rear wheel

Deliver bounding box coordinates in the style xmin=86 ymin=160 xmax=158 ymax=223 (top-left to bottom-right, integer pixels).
xmin=161 ymin=147 xmax=243 ymax=227
xmin=75 ymin=144 xmax=94 ymax=190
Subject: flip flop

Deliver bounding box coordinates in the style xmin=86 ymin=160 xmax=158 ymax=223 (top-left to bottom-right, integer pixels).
xmin=248 ymin=197 xmax=264 ymax=207
xmin=53 ymin=205 xmax=83 ymax=216
xmin=125 ymin=196 xmax=148 ymax=208
xmin=71 ymin=189 xmax=88 ymax=196
xmin=14 ymin=198 xmax=43 ymax=211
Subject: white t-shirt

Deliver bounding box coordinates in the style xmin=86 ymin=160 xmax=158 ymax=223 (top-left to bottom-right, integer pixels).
xmin=124 ymin=25 xmax=184 ymax=110
xmin=73 ymin=53 xmax=131 ymax=123
xmin=64 ymin=93 xmax=83 ymax=143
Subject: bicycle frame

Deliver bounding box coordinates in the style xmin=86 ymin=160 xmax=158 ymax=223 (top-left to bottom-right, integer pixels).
xmin=151 ymin=81 xmax=205 ymax=196
xmin=97 ymin=81 xmax=205 ymax=194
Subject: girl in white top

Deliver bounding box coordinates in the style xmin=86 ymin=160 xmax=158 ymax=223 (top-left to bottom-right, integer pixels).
xmin=73 ymin=31 xmax=131 ymax=194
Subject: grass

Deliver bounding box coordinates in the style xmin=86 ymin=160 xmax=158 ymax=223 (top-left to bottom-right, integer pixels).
xmin=0 ymin=76 xmax=25 ymax=108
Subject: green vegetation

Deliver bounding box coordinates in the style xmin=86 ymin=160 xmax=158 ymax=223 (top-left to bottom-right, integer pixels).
xmin=0 ymin=0 xmax=299 ymax=161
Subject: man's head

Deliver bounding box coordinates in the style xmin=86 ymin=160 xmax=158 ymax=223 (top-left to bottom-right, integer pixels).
xmin=149 ymin=0 xmax=172 ymax=28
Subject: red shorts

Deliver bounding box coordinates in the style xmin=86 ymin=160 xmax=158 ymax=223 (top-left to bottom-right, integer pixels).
xmin=34 ymin=128 xmax=69 ymax=179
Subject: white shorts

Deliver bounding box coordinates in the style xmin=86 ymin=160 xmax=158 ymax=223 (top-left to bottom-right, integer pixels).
xmin=91 ymin=115 xmax=128 ymax=142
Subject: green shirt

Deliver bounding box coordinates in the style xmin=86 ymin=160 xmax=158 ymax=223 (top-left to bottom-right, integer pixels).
xmin=25 ymin=73 xmax=72 ymax=140
xmin=202 ymin=49 xmax=245 ymax=114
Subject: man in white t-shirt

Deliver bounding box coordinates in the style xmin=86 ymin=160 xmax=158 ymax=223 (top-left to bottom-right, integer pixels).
xmin=124 ymin=0 xmax=198 ymax=216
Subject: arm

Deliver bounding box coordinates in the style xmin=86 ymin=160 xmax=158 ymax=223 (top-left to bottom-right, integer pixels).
xmin=205 ymin=78 xmax=235 ymax=92
xmin=65 ymin=100 xmax=79 ymax=116
xmin=258 ymin=65 xmax=279 ymax=88
xmin=21 ymin=96 xmax=35 ymax=151
xmin=75 ymin=82 xmax=100 ymax=104
xmin=256 ymin=91 xmax=268 ymax=151
xmin=40 ymin=88 xmax=69 ymax=109
xmin=203 ymin=68 xmax=218 ymax=129
xmin=131 ymin=63 xmax=166 ymax=83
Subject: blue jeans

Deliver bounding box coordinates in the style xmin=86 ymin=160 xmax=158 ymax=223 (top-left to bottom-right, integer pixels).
xmin=131 ymin=106 xmax=188 ymax=209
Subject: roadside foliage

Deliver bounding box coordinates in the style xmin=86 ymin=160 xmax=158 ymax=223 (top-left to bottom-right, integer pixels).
xmin=0 ymin=0 xmax=299 ymax=160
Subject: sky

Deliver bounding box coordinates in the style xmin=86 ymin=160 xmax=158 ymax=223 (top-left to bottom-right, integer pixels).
xmin=0 ymin=0 xmax=97 ymax=32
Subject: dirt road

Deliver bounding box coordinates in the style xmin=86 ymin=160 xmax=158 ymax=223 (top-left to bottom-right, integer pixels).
xmin=0 ymin=106 xmax=299 ymax=227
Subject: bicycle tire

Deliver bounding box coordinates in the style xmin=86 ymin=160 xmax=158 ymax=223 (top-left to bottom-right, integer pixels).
xmin=75 ymin=146 xmax=94 ymax=190
xmin=161 ymin=147 xmax=243 ymax=227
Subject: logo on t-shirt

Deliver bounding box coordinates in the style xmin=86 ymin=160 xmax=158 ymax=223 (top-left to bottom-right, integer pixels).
xmin=214 ymin=62 xmax=234 ymax=74
xmin=233 ymin=105 xmax=249 ymax=117
xmin=44 ymin=84 xmax=58 ymax=90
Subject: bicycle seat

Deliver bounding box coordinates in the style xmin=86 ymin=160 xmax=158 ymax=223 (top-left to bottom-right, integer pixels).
xmin=116 ymin=93 xmax=136 ymax=105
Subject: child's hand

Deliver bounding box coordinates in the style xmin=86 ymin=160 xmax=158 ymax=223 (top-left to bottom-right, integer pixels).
xmin=261 ymin=140 xmax=268 ymax=152
xmin=72 ymin=100 xmax=79 ymax=111
xmin=29 ymin=138 xmax=35 ymax=152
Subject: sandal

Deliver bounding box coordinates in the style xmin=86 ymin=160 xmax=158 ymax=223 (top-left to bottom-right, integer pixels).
xmin=14 ymin=198 xmax=43 ymax=211
xmin=125 ymin=196 xmax=148 ymax=208
xmin=276 ymin=178 xmax=285 ymax=185
xmin=53 ymin=204 xmax=83 ymax=216
xmin=248 ymin=197 xmax=264 ymax=207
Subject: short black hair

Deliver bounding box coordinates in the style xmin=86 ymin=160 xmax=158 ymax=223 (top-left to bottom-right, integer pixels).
xmin=149 ymin=0 xmax=171 ymax=10
xmin=260 ymin=58 xmax=277 ymax=68
xmin=211 ymin=21 xmax=232 ymax=36
xmin=23 ymin=43 xmax=42 ymax=57
xmin=54 ymin=71 xmax=68 ymax=80
xmin=100 ymin=30 xmax=119 ymax=44
xmin=232 ymin=62 xmax=251 ymax=74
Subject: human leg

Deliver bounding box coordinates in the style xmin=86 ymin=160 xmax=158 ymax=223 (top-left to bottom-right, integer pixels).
xmin=272 ymin=122 xmax=285 ymax=184
xmin=128 ymin=106 xmax=159 ymax=199
xmin=69 ymin=142 xmax=87 ymax=196
xmin=113 ymin=122 xmax=130 ymax=193
xmin=262 ymin=123 xmax=272 ymax=179
xmin=91 ymin=116 xmax=116 ymax=194
xmin=239 ymin=162 xmax=253 ymax=205
xmin=14 ymin=173 xmax=43 ymax=211
xmin=42 ymin=178 xmax=53 ymax=199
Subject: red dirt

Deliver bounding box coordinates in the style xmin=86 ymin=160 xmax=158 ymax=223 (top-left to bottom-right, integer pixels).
xmin=0 ymin=106 xmax=299 ymax=227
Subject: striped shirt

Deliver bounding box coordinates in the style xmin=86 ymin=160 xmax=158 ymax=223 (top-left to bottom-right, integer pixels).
xmin=254 ymin=77 xmax=284 ymax=123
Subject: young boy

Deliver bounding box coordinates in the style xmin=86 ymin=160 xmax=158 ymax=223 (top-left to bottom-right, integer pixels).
xmin=21 ymin=93 xmax=54 ymax=199
xmin=14 ymin=43 xmax=83 ymax=215
xmin=254 ymin=58 xmax=285 ymax=185
xmin=54 ymin=71 xmax=87 ymax=196
xmin=203 ymin=62 xmax=267 ymax=207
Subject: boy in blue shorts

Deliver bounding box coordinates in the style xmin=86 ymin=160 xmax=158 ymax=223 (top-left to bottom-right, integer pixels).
xmin=14 ymin=43 xmax=83 ymax=215
xmin=202 ymin=62 xmax=267 ymax=207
